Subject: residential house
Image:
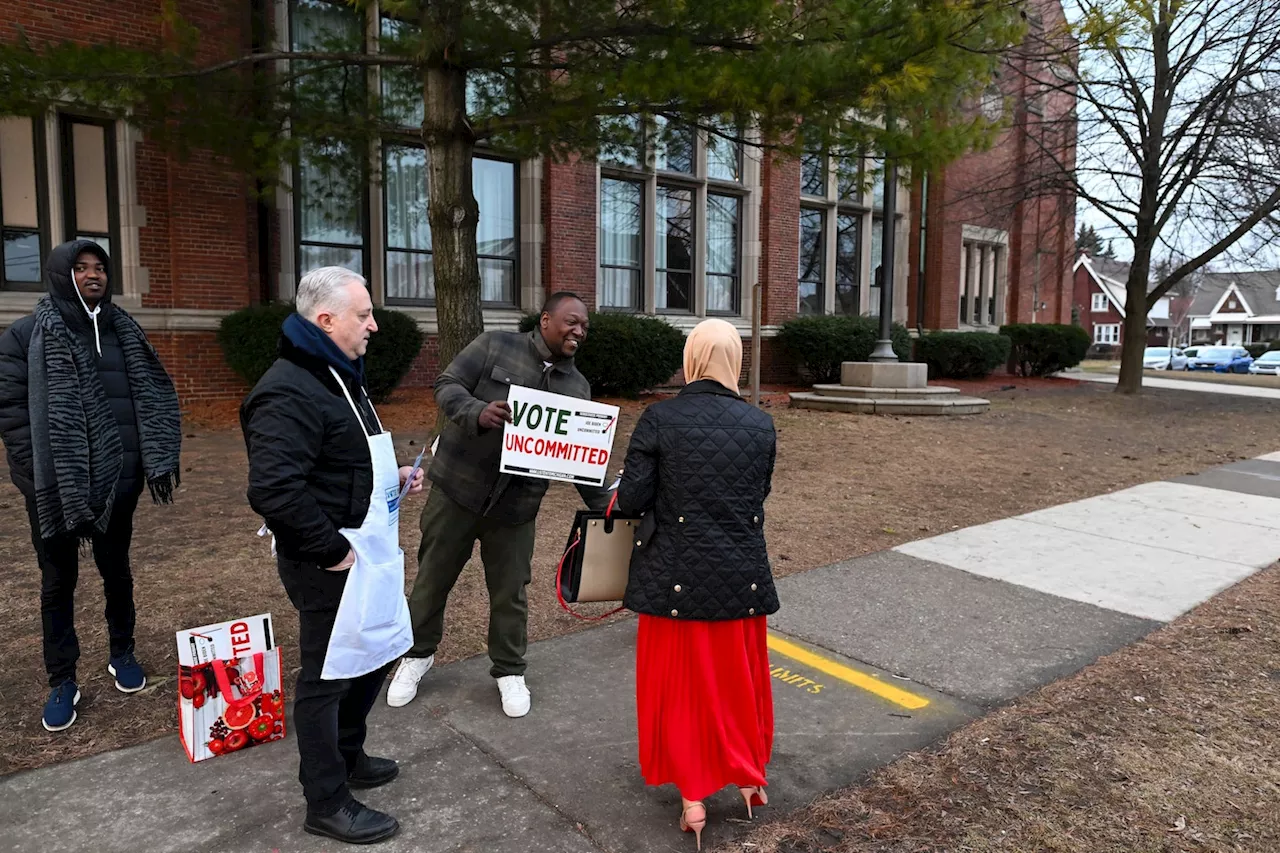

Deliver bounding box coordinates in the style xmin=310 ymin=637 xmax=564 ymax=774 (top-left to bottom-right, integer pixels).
xmin=1073 ymin=254 xmax=1181 ymax=350
xmin=1187 ymin=271 xmax=1280 ymax=346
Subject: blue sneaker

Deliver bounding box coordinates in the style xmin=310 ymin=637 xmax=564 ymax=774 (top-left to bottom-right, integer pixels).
xmin=42 ymin=681 xmax=81 ymax=732
xmin=107 ymin=652 xmax=147 ymax=693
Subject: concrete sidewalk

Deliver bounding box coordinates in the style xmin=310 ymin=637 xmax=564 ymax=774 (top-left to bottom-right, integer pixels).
xmin=1072 ymin=370 xmax=1280 ymax=399
xmin=3 ymin=455 xmax=1280 ymax=853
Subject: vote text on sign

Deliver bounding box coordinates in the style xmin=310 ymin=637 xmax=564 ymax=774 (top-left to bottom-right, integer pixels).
xmin=499 ymin=385 xmax=620 ymax=487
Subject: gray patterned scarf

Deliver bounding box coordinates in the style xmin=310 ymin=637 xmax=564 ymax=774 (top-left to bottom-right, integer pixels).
xmin=27 ymin=297 xmax=182 ymax=540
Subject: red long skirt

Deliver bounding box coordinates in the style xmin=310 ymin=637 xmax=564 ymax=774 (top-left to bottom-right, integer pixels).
xmin=635 ymin=613 xmax=774 ymax=802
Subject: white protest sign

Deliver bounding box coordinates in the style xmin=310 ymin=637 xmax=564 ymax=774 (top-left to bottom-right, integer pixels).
xmin=500 ymin=385 xmax=620 ymax=487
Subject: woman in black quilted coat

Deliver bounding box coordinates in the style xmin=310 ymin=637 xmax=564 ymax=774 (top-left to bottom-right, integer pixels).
xmin=616 ymin=318 xmax=778 ymax=850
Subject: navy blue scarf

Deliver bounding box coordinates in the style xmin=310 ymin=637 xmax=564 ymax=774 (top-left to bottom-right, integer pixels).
xmin=281 ymin=313 xmax=364 ymax=385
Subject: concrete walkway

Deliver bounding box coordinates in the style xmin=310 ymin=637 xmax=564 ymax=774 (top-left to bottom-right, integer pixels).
xmin=1072 ymin=370 xmax=1280 ymax=399
xmin=3 ymin=455 xmax=1280 ymax=853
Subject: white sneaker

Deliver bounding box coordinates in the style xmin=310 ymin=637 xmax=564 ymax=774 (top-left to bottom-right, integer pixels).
xmin=496 ymin=675 xmax=531 ymax=718
xmin=387 ymin=655 xmax=434 ymax=707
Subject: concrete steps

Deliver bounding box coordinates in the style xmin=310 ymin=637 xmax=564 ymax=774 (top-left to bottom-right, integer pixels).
xmin=789 ymin=391 xmax=991 ymax=415
xmin=789 ymin=362 xmax=990 ymax=416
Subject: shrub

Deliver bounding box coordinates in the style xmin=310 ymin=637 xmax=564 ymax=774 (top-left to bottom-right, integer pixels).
xmin=775 ymin=315 xmax=911 ymax=384
xmin=517 ymin=311 xmax=685 ymax=396
xmin=1245 ymin=342 xmax=1271 ymax=359
xmin=364 ymin=308 xmax=425 ymax=402
xmin=217 ymin=302 xmax=424 ymax=402
xmin=914 ymin=332 xmax=1011 ymax=380
xmin=1000 ymin=323 xmax=1091 ymax=377
xmin=217 ymin=302 xmax=293 ymax=389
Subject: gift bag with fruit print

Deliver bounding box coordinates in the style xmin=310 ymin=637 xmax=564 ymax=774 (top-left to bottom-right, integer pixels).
xmin=176 ymin=613 xmax=287 ymax=763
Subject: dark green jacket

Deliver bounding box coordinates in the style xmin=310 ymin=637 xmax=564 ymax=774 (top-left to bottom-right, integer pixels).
xmin=429 ymin=329 xmax=611 ymax=524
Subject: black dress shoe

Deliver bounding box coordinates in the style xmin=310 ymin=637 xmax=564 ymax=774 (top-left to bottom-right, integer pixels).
xmin=348 ymin=755 xmax=399 ymax=789
xmin=304 ymin=800 xmax=399 ymax=845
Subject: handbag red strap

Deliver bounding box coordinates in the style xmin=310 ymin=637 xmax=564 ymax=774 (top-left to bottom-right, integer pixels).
xmin=555 ymin=530 xmax=626 ymax=622
xmin=212 ymin=652 xmax=266 ymax=713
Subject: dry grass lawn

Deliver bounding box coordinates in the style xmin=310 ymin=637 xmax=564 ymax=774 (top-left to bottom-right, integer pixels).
xmin=0 ymin=377 xmax=1278 ymax=776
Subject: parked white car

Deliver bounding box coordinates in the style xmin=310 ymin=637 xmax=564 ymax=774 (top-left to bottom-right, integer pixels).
xmin=1248 ymin=350 xmax=1280 ymax=375
xmin=1143 ymin=346 xmax=1188 ymax=370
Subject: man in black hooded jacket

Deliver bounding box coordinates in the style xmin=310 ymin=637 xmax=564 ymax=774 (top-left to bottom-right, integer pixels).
xmin=0 ymin=240 xmax=182 ymax=733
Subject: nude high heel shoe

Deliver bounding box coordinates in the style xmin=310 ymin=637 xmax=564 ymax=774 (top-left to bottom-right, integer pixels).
xmin=738 ymin=786 xmax=768 ymax=819
xmin=679 ymin=799 xmax=706 ymax=850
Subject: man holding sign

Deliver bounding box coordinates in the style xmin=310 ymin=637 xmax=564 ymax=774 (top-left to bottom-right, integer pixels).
xmin=388 ymin=293 xmax=613 ymax=717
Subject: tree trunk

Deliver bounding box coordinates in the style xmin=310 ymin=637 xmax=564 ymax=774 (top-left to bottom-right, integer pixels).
xmin=1115 ymin=255 xmax=1154 ymax=394
xmin=422 ymin=2 xmax=483 ymax=377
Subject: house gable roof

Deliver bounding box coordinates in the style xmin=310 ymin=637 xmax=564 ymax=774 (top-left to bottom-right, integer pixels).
xmin=1191 ymin=270 xmax=1280 ymax=319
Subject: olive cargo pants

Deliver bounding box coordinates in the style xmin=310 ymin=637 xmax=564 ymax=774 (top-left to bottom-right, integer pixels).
xmin=406 ymin=487 xmax=537 ymax=677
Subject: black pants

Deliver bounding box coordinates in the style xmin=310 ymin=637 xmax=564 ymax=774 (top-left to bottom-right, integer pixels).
xmin=26 ymin=491 xmax=141 ymax=688
xmin=278 ymin=557 xmax=394 ymax=817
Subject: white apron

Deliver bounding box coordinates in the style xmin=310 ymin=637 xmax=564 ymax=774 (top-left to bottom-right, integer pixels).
xmin=320 ymin=367 xmax=414 ymax=681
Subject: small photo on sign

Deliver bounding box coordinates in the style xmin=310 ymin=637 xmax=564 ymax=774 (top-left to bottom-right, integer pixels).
xmin=500 ymin=385 xmax=621 ymax=487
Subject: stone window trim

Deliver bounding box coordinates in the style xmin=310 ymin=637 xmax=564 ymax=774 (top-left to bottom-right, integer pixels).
xmin=0 ymin=111 xmax=147 ymax=315
xmin=957 ymin=224 xmax=1009 ymax=330
xmin=595 ymin=117 xmax=761 ymax=320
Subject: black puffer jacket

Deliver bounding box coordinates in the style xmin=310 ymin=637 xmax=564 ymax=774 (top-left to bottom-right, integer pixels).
xmin=617 ymin=380 xmax=779 ymax=621
xmin=0 ymin=240 xmax=141 ymax=499
xmin=240 ymin=336 xmax=380 ymax=568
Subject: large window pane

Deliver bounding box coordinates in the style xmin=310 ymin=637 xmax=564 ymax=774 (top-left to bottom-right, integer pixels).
xmin=386 ymin=249 xmax=431 ymax=300
xmin=654 ymin=116 xmax=695 ymax=175
xmin=706 ymin=121 xmax=741 ymax=182
xmin=293 ymin=1 xmax=366 ymax=277
xmin=1 ymin=116 xmax=42 ymax=288
xmin=601 ymin=114 xmax=644 ymax=169
xmin=379 ymin=16 xmax=424 ymax=128
xmin=599 ymin=178 xmax=643 ymax=309
xmin=475 ymin=158 xmax=517 ymax=304
xmin=299 ymin=143 xmax=364 ymax=247
xmin=869 ymin=216 xmax=883 ymax=317
xmin=1 ymin=118 xmax=39 ymax=229
xmin=480 ymin=258 xmax=516 ymax=304
xmin=3 ymin=232 xmax=40 ymax=283
xmin=384 ymin=144 xmax=430 ymax=301
xmin=836 ymin=157 xmax=860 ymax=202
xmin=800 ymin=149 xmax=826 ymax=197
xmin=292 ymin=0 xmax=364 ymax=99
xmin=799 ymin=208 xmax=825 ymax=315
xmin=835 ymin=214 xmax=861 ymax=315
xmin=303 ymin=243 xmax=363 ymax=275
xmin=385 ymin=145 xmax=429 ymax=251
xmin=383 ymin=149 xmax=517 ymax=304
xmin=706 ymin=194 xmax=740 ymax=313
xmin=869 ymin=155 xmax=885 ymax=208
xmin=70 ymin=123 xmax=109 ymax=235
xmin=655 ymin=186 xmax=693 ymax=312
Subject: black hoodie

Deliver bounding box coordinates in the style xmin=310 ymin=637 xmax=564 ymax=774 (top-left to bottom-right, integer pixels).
xmin=0 ymin=240 xmax=142 ymax=499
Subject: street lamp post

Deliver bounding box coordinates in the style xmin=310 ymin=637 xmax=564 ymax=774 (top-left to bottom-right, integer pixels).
xmin=868 ymin=145 xmax=899 ymax=363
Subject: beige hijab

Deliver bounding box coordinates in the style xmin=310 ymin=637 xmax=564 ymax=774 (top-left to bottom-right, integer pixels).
xmin=683 ymin=319 xmax=742 ymax=394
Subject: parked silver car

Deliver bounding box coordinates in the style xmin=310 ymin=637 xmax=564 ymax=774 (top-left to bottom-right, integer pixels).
xmin=1248 ymin=350 xmax=1280 ymax=375
xmin=1143 ymin=346 xmax=1188 ymax=370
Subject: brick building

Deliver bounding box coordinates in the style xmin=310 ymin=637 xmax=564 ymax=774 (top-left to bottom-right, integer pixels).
xmin=0 ymin=0 xmax=1076 ymax=403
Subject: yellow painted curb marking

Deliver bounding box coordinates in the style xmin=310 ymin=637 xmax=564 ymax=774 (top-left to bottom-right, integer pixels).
xmin=766 ymin=633 xmax=930 ymax=710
